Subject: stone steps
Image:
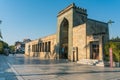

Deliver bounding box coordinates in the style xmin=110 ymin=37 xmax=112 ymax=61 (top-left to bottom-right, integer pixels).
xmin=77 ymin=59 xmax=104 ymax=67
xmin=96 ymin=60 xmax=104 ymax=67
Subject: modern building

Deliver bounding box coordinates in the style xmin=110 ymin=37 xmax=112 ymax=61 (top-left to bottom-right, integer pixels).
xmin=25 ymin=3 xmax=109 ymax=61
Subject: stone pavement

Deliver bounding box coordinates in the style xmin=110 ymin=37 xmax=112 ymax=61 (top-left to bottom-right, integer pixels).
xmin=0 ymin=54 xmax=17 ymax=80
xmin=1 ymin=54 xmax=120 ymax=80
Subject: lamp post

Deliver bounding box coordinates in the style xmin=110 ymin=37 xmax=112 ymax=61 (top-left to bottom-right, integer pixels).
xmin=108 ymin=20 xmax=115 ymax=24
xmin=107 ymin=20 xmax=115 ymax=38
xmin=107 ymin=20 xmax=115 ymax=67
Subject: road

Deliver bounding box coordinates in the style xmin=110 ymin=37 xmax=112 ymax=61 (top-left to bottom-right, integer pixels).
xmin=0 ymin=54 xmax=120 ymax=80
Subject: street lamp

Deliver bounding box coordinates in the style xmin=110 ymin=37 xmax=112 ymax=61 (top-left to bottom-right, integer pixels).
xmin=108 ymin=20 xmax=115 ymax=67
xmin=107 ymin=19 xmax=115 ymax=38
xmin=107 ymin=20 xmax=115 ymax=24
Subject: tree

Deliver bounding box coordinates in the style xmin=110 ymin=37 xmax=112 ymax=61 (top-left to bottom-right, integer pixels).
xmin=0 ymin=40 xmax=9 ymax=54
xmin=104 ymin=37 xmax=120 ymax=62
xmin=111 ymin=36 xmax=120 ymax=41
xmin=9 ymin=45 xmax=15 ymax=52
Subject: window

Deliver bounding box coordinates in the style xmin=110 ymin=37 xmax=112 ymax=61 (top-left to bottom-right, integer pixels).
xmin=39 ymin=43 xmax=41 ymax=52
xmin=32 ymin=45 xmax=34 ymax=52
xmin=45 ymin=42 xmax=47 ymax=52
xmin=42 ymin=43 xmax=44 ymax=52
xmin=35 ymin=44 xmax=37 ymax=52
xmin=36 ymin=44 xmax=39 ymax=52
xmin=48 ymin=41 xmax=51 ymax=52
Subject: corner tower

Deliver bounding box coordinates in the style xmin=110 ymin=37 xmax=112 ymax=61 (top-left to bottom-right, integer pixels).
xmin=56 ymin=3 xmax=88 ymax=60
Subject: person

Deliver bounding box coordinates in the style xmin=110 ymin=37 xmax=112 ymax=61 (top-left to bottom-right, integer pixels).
xmin=4 ymin=48 xmax=9 ymax=56
xmin=12 ymin=51 xmax=15 ymax=56
xmin=13 ymin=49 xmax=17 ymax=56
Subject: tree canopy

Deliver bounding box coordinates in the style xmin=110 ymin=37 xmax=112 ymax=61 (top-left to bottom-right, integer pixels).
xmin=104 ymin=37 xmax=120 ymax=62
xmin=0 ymin=40 xmax=9 ymax=54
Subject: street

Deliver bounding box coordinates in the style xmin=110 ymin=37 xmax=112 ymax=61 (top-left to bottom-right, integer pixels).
xmin=0 ymin=54 xmax=120 ymax=80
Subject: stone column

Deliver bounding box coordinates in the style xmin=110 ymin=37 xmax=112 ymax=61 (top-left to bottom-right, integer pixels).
xmin=99 ymin=35 xmax=103 ymax=60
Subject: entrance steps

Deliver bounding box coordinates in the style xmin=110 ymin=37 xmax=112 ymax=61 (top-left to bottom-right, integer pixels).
xmin=77 ymin=59 xmax=104 ymax=67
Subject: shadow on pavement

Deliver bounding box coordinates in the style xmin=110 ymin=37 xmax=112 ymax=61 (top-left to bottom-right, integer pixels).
xmin=0 ymin=54 xmax=18 ymax=80
xmin=6 ymin=54 xmax=69 ymax=65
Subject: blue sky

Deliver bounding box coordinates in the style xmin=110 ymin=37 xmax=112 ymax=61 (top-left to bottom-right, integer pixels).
xmin=0 ymin=0 xmax=120 ymax=45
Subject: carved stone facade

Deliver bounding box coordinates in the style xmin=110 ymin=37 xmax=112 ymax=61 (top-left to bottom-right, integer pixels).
xmin=25 ymin=3 xmax=109 ymax=61
xmin=25 ymin=34 xmax=56 ymax=59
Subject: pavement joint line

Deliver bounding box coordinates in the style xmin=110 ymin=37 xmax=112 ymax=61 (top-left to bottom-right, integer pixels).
xmin=7 ymin=61 xmax=25 ymax=80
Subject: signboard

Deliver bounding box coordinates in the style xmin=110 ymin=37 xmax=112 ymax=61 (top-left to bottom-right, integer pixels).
xmin=109 ymin=48 xmax=113 ymax=68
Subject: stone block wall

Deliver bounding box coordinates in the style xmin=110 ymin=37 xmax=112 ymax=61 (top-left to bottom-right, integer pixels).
xmin=25 ymin=34 xmax=57 ymax=59
xmin=57 ymin=9 xmax=73 ymax=60
xmin=86 ymin=19 xmax=109 ymax=59
xmin=73 ymin=23 xmax=87 ymax=60
xmin=25 ymin=39 xmax=38 ymax=57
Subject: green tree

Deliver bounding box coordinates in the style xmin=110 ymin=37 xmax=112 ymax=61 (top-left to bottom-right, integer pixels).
xmin=0 ymin=40 xmax=9 ymax=54
xmin=104 ymin=37 xmax=120 ymax=62
xmin=0 ymin=42 xmax=4 ymax=53
xmin=111 ymin=36 xmax=120 ymax=41
xmin=9 ymin=45 xmax=15 ymax=52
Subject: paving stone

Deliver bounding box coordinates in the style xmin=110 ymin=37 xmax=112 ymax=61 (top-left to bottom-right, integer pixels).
xmin=0 ymin=78 xmax=5 ymax=80
xmin=1 ymin=54 xmax=120 ymax=80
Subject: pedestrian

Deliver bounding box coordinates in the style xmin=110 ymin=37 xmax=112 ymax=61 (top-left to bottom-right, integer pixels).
xmin=12 ymin=52 xmax=15 ymax=56
xmin=13 ymin=49 xmax=17 ymax=56
xmin=4 ymin=48 xmax=9 ymax=56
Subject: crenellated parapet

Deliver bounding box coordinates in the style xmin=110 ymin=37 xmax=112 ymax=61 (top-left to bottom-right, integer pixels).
xmin=74 ymin=6 xmax=87 ymax=16
xmin=57 ymin=3 xmax=87 ymax=17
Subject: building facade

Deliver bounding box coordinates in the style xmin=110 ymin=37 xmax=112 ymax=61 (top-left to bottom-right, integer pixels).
xmin=15 ymin=39 xmax=31 ymax=53
xmin=25 ymin=3 xmax=109 ymax=61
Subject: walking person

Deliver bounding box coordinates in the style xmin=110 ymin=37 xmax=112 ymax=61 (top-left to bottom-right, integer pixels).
xmin=4 ymin=48 xmax=9 ymax=56
xmin=12 ymin=51 xmax=15 ymax=56
xmin=13 ymin=49 xmax=17 ymax=56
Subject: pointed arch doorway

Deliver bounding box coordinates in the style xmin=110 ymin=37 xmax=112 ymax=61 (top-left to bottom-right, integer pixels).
xmin=59 ymin=18 xmax=69 ymax=59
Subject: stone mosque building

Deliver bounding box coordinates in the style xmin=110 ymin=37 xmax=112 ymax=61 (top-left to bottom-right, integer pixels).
xmin=25 ymin=3 xmax=109 ymax=62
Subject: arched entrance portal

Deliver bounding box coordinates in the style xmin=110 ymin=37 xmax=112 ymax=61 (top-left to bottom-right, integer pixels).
xmin=60 ymin=18 xmax=69 ymax=59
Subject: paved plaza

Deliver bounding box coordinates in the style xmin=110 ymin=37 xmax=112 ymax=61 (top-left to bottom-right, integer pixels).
xmin=0 ymin=54 xmax=120 ymax=80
